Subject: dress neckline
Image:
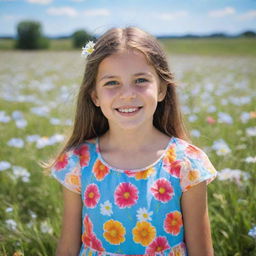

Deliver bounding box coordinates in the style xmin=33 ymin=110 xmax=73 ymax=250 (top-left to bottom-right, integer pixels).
xmin=95 ymin=136 xmax=175 ymax=173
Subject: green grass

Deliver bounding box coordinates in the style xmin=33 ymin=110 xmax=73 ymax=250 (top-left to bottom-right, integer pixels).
xmin=1 ymin=37 xmax=256 ymax=55
xmin=160 ymin=37 xmax=256 ymax=56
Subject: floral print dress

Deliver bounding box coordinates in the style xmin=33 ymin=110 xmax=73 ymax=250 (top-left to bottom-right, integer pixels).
xmin=51 ymin=136 xmax=217 ymax=256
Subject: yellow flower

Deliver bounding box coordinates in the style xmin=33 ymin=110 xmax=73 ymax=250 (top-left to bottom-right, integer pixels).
xmin=103 ymin=219 xmax=126 ymax=245
xmin=135 ymin=167 xmax=155 ymax=180
xmin=132 ymin=221 xmax=156 ymax=246
xmin=188 ymin=169 xmax=200 ymax=182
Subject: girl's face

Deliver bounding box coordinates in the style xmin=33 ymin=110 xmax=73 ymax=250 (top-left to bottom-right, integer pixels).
xmin=92 ymin=49 xmax=166 ymax=131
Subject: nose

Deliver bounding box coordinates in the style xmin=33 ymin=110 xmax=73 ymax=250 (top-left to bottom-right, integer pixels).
xmin=119 ymin=85 xmax=136 ymax=100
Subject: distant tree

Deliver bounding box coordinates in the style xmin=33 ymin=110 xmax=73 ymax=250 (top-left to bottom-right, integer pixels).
xmin=241 ymin=31 xmax=256 ymax=37
xmin=16 ymin=20 xmax=49 ymax=49
xmin=72 ymin=29 xmax=94 ymax=48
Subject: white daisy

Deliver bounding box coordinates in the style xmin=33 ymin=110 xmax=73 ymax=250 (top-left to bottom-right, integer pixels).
xmin=100 ymin=200 xmax=113 ymax=216
xmin=136 ymin=207 xmax=153 ymax=222
xmin=81 ymin=41 xmax=95 ymax=57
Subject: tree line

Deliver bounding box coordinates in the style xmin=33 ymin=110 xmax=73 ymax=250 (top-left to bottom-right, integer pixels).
xmin=8 ymin=20 xmax=256 ymax=50
xmin=15 ymin=20 xmax=95 ymax=50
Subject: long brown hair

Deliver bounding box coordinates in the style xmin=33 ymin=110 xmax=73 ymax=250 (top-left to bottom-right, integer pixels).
xmin=44 ymin=26 xmax=189 ymax=171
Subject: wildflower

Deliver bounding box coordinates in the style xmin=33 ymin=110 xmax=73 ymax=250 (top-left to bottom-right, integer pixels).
xmin=191 ymin=129 xmax=201 ymax=137
xmin=12 ymin=166 xmax=30 ymax=182
xmin=212 ymin=139 xmax=231 ymax=156
xmin=0 ymin=111 xmax=11 ymax=123
xmin=248 ymin=226 xmax=256 ymax=239
xmin=6 ymin=219 xmax=17 ymax=230
xmin=217 ymin=168 xmax=250 ymax=185
xmin=7 ymin=138 xmax=24 ymax=148
xmin=246 ymin=127 xmax=256 ymax=136
xmin=240 ymin=112 xmax=250 ymax=123
xmin=81 ymin=41 xmax=95 ymax=57
xmin=40 ymin=221 xmax=53 ymax=234
xmin=206 ymin=116 xmax=216 ymax=124
xmin=218 ymin=112 xmax=233 ymax=124
xmin=244 ymin=156 xmax=256 ymax=163
xmin=16 ymin=119 xmax=27 ymax=128
xmin=0 ymin=161 xmax=11 ymax=171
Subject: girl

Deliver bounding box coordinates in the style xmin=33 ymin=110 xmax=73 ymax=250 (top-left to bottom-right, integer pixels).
xmin=50 ymin=27 xmax=217 ymax=256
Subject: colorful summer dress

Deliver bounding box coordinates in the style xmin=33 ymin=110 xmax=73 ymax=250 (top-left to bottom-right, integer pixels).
xmin=51 ymin=136 xmax=217 ymax=256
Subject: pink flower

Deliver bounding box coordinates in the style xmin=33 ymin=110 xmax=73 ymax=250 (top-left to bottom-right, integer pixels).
xmin=84 ymin=184 xmax=100 ymax=208
xmin=164 ymin=211 xmax=183 ymax=236
xmin=164 ymin=160 xmax=182 ymax=178
xmin=206 ymin=116 xmax=216 ymax=124
xmin=145 ymin=236 xmax=170 ymax=254
xmin=91 ymin=234 xmax=105 ymax=252
xmin=74 ymin=144 xmax=90 ymax=167
xmin=82 ymin=215 xmax=94 ymax=246
xmin=54 ymin=153 xmax=68 ymax=170
xmin=114 ymin=182 xmax=139 ymax=208
xmin=150 ymin=178 xmax=174 ymax=202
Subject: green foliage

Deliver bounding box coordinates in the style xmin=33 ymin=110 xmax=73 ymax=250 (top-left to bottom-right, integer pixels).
xmin=72 ymin=29 xmax=94 ymax=48
xmin=16 ymin=20 xmax=49 ymax=50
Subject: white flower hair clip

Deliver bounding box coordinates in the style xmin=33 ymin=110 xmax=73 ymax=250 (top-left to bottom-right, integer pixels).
xmin=81 ymin=41 xmax=95 ymax=58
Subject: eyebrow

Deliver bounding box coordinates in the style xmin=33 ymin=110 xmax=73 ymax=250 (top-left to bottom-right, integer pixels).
xmin=99 ymin=72 xmax=153 ymax=82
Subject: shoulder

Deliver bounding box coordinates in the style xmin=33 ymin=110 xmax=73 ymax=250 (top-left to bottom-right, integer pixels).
xmin=171 ymin=137 xmax=207 ymax=160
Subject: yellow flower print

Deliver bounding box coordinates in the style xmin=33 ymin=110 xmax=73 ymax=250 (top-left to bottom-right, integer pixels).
xmin=132 ymin=221 xmax=156 ymax=246
xmin=163 ymin=146 xmax=176 ymax=164
xmin=188 ymin=169 xmax=200 ymax=182
xmin=103 ymin=219 xmax=126 ymax=245
xmin=135 ymin=167 xmax=155 ymax=180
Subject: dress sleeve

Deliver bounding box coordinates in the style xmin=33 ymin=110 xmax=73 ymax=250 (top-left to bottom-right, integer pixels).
xmin=180 ymin=144 xmax=217 ymax=192
xmin=51 ymin=149 xmax=81 ymax=194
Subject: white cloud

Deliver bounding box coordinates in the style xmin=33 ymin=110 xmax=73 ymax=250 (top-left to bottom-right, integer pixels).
xmin=238 ymin=10 xmax=256 ymax=20
xmin=47 ymin=7 xmax=78 ymax=17
xmin=156 ymin=11 xmax=188 ymax=21
xmin=209 ymin=7 xmax=235 ymax=18
xmin=83 ymin=8 xmax=110 ymax=16
xmin=26 ymin=0 xmax=52 ymax=4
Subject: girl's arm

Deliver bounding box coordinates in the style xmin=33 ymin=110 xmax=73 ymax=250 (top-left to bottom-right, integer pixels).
xmin=181 ymin=181 xmax=214 ymax=256
xmin=56 ymin=187 xmax=82 ymax=256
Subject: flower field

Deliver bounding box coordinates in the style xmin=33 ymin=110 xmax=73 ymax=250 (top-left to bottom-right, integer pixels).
xmin=0 ymin=49 xmax=255 ymax=255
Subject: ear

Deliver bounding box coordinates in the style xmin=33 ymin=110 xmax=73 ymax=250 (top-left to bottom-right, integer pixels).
xmin=157 ymin=82 xmax=167 ymax=102
xmin=90 ymin=90 xmax=100 ymax=107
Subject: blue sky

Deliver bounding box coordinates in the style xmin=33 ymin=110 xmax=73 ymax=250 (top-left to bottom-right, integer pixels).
xmin=0 ymin=0 xmax=256 ymax=37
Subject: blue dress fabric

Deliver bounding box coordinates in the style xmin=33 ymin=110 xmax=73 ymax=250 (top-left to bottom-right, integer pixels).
xmin=51 ymin=136 xmax=217 ymax=256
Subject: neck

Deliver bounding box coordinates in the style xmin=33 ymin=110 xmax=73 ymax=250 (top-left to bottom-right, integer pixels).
xmin=100 ymin=125 xmax=164 ymax=153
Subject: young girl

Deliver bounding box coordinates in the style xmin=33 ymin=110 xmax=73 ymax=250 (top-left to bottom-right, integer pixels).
xmin=50 ymin=26 xmax=217 ymax=256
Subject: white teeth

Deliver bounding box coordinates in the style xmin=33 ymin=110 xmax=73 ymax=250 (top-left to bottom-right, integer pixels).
xmin=118 ymin=108 xmax=138 ymax=113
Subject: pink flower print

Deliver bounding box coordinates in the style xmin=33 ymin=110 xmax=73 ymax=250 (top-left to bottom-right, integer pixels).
xmin=114 ymin=182 xmax=139 ymax=208
xmin=84 ymin=184 xmax=100 ymax=208
xmin=74 ymin=144 xmax=90 ymax=167
xmin=150 ymin=178 xmax=174 ymax=202
xmin=164 ymin=211 xmax=183 ymax=236
xmin=185 ymin=144 xmax=203 ymax=159
xmin=82 ymin=215 xmax=94 ymax=246
xmin=54 ymin=153 xmax=68 ymax=170
xmin=145 ymin=236 xmax=170 ymax=254
xmin=91 ymin=234 xmax=105 ymax=252
xmin=164 ymin=160 xmax=183 ymax=178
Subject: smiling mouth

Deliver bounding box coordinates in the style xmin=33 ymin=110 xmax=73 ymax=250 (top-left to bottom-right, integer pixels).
xmin=115 ymin=106 xmax=143 ymax=113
